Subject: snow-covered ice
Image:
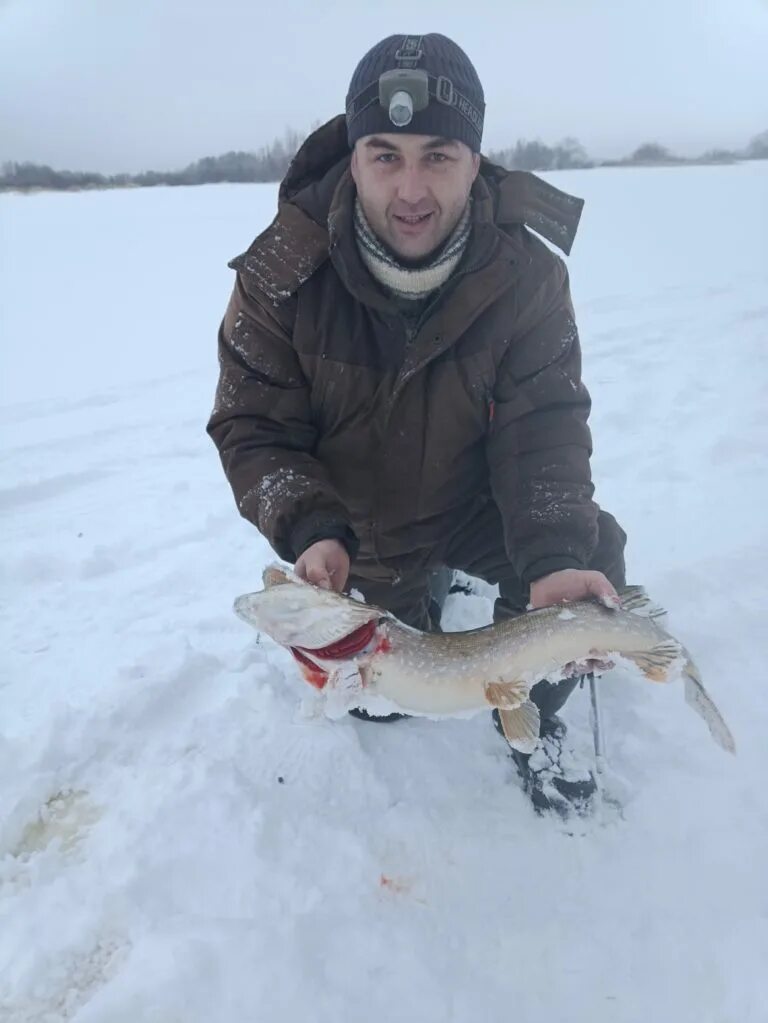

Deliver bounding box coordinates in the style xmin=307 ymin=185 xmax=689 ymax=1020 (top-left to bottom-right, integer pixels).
xmin=1 ymin=162 xmax=767 ymax=1021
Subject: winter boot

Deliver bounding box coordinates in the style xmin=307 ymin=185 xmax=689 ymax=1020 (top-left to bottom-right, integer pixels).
xmin=493 ymin=709 xmax=597 ymax=817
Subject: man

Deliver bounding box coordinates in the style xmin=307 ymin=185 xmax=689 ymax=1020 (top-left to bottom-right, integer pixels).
xmin=208 ymin=33 xmax=628 ymax=816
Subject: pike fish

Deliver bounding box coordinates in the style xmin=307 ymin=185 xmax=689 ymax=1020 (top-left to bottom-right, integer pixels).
xmin=234 ymin=565 xmax=735 ymax=755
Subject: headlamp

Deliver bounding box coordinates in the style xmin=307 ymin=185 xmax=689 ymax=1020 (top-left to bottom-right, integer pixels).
xmin=378 ymin=69 xmax=429 ymax=128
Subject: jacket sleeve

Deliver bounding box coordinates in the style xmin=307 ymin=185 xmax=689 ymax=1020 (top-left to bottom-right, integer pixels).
xmin=487 ymin=256 xmax=599 ymax=585
xmin=207 ymin=277 xmax=359 ymax=563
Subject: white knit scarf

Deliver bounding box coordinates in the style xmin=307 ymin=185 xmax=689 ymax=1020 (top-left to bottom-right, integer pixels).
xmin=354 ymin=198 xmax=472 ymax=302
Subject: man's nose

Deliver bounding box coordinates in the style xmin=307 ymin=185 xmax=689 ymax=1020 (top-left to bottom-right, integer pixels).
xmin=395 ymin=164 xmax=429 ymax=205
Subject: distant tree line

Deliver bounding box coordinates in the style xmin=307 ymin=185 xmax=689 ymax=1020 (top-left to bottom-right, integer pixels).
xmin=487 ymin=130 xmax=768 ymax=171
xmin=3 ymin=128 xmax=767 ymax=193
xmin=487 ymin=136 xmax=593 ymax=171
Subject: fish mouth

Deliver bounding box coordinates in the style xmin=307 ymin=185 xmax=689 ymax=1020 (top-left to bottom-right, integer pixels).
xmin=233 ymin=593 xmax=260 ymax=623
xmin=295 ymin=620 xmax=379 ymax=659
xmin=288 ymin=620 xmax=389 ymax=692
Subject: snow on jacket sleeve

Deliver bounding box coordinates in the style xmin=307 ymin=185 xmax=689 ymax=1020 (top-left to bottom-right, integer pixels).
xmin=207 ymin=278 xmax=359 ymax=563
xmin=487 ymin=256 xmax=599 ymax=585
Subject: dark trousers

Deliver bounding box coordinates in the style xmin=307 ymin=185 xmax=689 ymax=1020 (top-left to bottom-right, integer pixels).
xmin=348 ymin=504 xmax=627 ymax=723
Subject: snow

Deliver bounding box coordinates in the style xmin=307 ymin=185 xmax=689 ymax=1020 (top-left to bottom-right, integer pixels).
xmin=2 ymin=162 xmax=768 ymax=1021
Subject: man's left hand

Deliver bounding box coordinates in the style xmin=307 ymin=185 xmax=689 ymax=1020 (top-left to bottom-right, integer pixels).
xmin=529 ymin=568 xmax=620 ymax=610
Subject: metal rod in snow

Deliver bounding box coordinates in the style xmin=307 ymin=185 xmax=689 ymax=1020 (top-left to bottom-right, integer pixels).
xmin=589 ymin=674 xmax=607 ymax=779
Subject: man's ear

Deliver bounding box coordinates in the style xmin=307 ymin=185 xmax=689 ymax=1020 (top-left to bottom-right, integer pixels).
xmin=471 ymin=152 xmax=481 ymax=181
xmin=350 ymin=146 xmax=359 ymax=184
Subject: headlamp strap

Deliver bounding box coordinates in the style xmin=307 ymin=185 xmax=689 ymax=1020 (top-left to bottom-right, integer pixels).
xmin=347 ymin=75 xmax=483 ymax=135
xmin=394 ymin=36 xmax=424 ymax=68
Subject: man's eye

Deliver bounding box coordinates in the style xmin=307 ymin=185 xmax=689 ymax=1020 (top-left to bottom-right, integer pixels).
xmin=376 ymin=153 xmax=398 ymax=164
xmin=427 ymin=152 xmax=449 ymax=163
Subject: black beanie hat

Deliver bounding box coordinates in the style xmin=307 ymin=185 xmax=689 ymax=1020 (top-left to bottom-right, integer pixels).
xmin=346 ymin=33 xmax=485 ymax=153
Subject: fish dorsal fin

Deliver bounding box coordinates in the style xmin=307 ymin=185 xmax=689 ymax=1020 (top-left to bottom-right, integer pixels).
xmin=496 ymin=700 xmax=541 ymax=755
xmin=618 ymin=585 xmax=667 ymax=619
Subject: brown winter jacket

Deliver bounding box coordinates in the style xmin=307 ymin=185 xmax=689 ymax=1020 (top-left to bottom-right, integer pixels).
xmin=208 ymin=115 xmax=599 ymax=585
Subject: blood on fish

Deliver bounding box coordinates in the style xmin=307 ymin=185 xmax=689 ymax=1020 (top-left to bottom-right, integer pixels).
xmin=375 ymin=634 xmax=391 ymax=654
xmin=289 ymin=647 xmax=329 ymax=689
xmin=290 ymin=621 xmax=381 ymax=690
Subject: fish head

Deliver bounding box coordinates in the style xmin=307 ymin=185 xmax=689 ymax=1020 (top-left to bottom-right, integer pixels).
xmin=233 ymin=564 xmax=384 ymax=650
xmin=234 ymin=565 xmax=393 ymax=698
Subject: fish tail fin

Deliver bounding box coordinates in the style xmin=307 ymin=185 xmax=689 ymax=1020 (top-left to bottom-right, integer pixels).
xmin=618 ymin=585 xmax=667 ymax=619
xmin=682 ymin=659 xmax=736 ymax=754
xmin=622 ymin=640 xmax=682 ymax=682
xmin=624 ymin=643 xmax=737 ymax=753
xmin=496 ymin=700 xmax=541 ymax=755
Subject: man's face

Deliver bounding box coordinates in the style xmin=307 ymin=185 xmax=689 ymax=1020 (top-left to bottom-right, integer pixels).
xmin=350 ymin=133 xmax=481 ymax=264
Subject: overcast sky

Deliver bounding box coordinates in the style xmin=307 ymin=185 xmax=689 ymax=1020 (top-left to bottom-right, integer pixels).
xmin=1 ymin=0 xmax=766 ymax=173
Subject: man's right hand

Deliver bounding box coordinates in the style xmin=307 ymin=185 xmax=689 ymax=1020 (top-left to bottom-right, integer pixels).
xmin=294 ymin=539 xmax=350 ymax=593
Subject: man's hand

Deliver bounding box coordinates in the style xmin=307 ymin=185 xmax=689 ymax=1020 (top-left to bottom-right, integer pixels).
xmin=529 ymin=568 xmax=620 ymax=610
xmin=295 ymin=539 xmax=350 ymax=593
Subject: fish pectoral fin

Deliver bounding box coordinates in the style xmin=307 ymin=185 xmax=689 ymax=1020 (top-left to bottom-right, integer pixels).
xmin=683 ymin=663 xmax=736 ymax=754
xmin=497 ymin=700 xmax=541 ymax=755
xmin=484 ymin=679 xmax=530 ymax=709
xmin=622 ymin=640 xmax=682 ymax=682
xmin=618 ymin=585 xmax=667 ymax=619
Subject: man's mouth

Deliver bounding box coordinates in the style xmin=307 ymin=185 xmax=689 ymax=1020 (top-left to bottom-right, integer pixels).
xmin=394 ymin=212 xmax=433 ymax=224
